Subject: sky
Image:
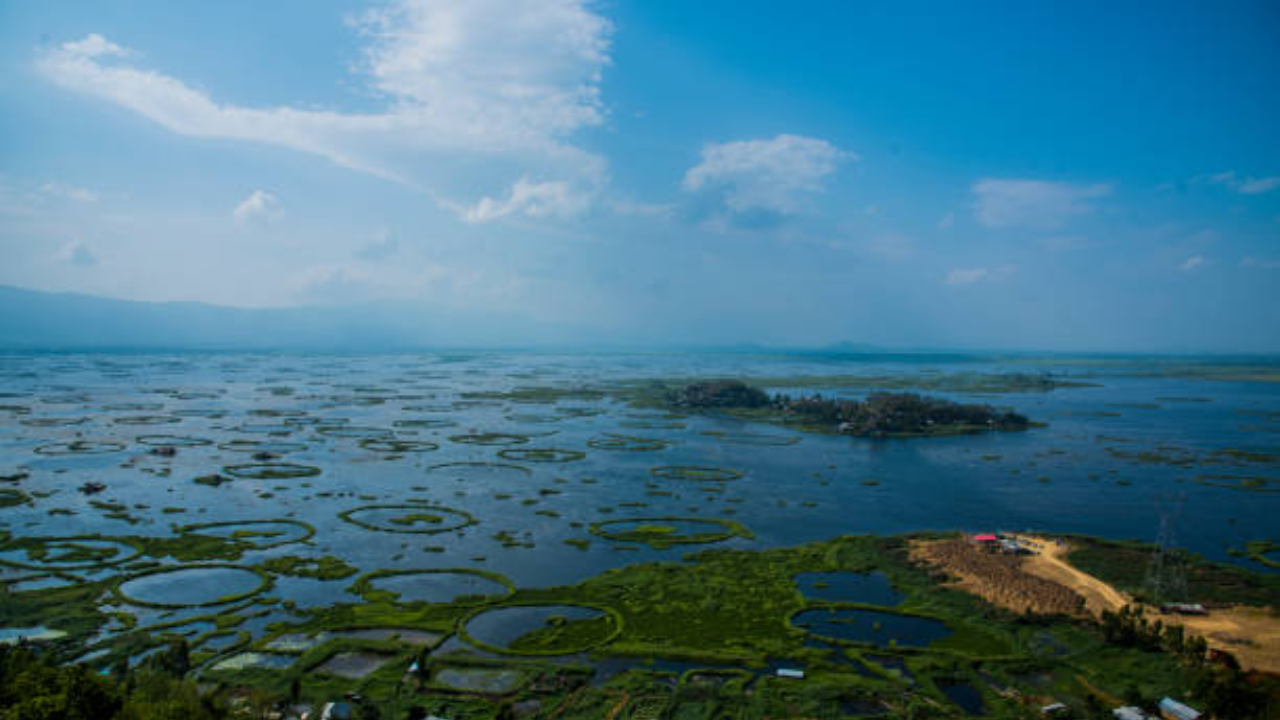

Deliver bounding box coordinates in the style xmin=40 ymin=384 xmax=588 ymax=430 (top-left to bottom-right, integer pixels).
xmin=1 ymin=0 xmax=1279 ymax=351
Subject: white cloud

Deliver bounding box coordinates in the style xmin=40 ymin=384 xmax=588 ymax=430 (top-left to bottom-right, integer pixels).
xmin=62 ymin=33 xmax=126 ymax=59
xmin=356 ymin=230 xmax=400 ymax=261
xmin=1241 ymin=256 xmax=1280 ymax=270
xmin=1237 ymin=176 xmax=1280 ymax=195
xmin=945 ymin=265 xmax=1014 ymax=286
xmin=1200 ymin=171 xmax=1280 ymax=195
xmin=36 ymin=1 xmax=612 ymax=214
xmin=40 ymin=181 xmax=97 ymax=202
xmin=233 ymin=190 xmax=280 ymax=223
xmin=683 ymin=134 xmax=850 ymax=216
xmin=461 ymin=178 xmax=590 ymax=223
xmin=58 ymin=240 xmax=98 ymax=266
xmin=937 ymin=212 xmax=954 ymax=230
xmin=971 ymin=179 xmax=1111 ymax=229
xmin=1179 ymin=255 xmax=1205 ymax=272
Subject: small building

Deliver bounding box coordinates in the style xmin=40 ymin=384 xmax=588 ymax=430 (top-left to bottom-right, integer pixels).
xmin=1158 ymin=698 xmax=1202 ymax=720
xmin=1160 ymin=603 xmax=1206 ymax=616
xmin=973 ymin=533 xmax=999 ymax=543
xmin=1041 ymin=702 xmax=1068 ymax=715
xmin=1114 ymin=706 xmax=1153 ymax=720
xmin=1000 ymin=539 xmax=1033 ymax=555
xmin=775 ymin=668 xmax=805 ymax=679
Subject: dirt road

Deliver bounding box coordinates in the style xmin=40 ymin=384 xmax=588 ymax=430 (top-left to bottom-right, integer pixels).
xmin=1012 ymin=535 xmax=1130 ymax=616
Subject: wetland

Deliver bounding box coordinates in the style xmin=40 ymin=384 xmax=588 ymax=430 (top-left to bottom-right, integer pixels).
xmin=1 ymin=350 xmax=1277 ymax=719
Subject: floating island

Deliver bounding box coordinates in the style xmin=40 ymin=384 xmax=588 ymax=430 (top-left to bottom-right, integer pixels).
xmin=636 ymin=379 xmax=1033 ymax=438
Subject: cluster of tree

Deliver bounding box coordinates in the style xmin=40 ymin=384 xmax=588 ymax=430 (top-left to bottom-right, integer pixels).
xmin=674 ymin=380 xmax=1029 ymax=436
xmin=1100 ymin=604 xmax=1207 ymax=660
xmin=1100 ymin=605 xmax=1275 ymax=720
xmin=0 ymin=640 xmax=225 ymax=720
xmin=673 ymin=379 xmax=771 ymax=409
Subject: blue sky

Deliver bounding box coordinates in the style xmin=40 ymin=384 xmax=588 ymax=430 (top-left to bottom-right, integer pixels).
xmin=1 ymin=0 xmax=1278 ymax=350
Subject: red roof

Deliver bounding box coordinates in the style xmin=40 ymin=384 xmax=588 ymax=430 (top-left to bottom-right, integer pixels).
xmin=973 ymin=534 xmax=999 ymax=542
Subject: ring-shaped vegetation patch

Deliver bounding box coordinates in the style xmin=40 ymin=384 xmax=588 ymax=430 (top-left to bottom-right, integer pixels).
xmin=589 ymin=517 xmax=752 ymax=550
xmin=34 ymin=440 xmax=126 ymax=456
xmin=427 ymin=462 xmax=531 ymax=481
xmin=0 ymin=536 xmax=143 ymax=571
xmin=339 ymin=504 xmax=477 ymax=535
xmin=113 ymin=415 xmax=180 ymax=426
xmin=1196 ymin=474 xmax=1277 ymax=493
xmin=283 ymin=416 xmax=338 ymax=427
xmin=619 ymin=419 xmax=686 ymax=430
xmin=449 ymin=432 xmax=530 ymax=447
xmin=393 ymin=418 xmax=456 ymax=429
xmin=20 ymin=416 xmax=90 ymax=427
xmin=249 ymin=409 xmax=307 ymax=418
xmin=1245 ymin=541 xmax=1279 ymax=569
xmin=181 ymin=519 xmax=315 ymax=549
xmin=787 ymin=603 xmax=954 ymax=650
xmin=555 ymin=407 xmax=603 ymax=418
xmin=217 ymin=439 xmax=307 ymax=454
xmin=113 ymin=563 xmax=270 ymax=609
xmin=402 ymin=404 xmax=455 ymax=413
xmin=359 ymin=438 xmax=439 ymax=453
xmin=459 ymin=602 xmax=622 ymax=657
xmin=223 ymin=463 xmax=321 ymax=480
xmin=587 ymin=434 xmax=667 ymax=452
xmin=316 ymin=425 xmax=393 ymax=439
xmin=102 ymin=402 xmax=164 ymax=412
xmin=349 ymin=568 xmax=514 ymax=606
xmin=233 ymin=423 xmax=295 ymax=434
xmin=496 ymin=448 xmax=585 ymax=464
xmin=0 ymin=488 xmax=31 ymax=509
xmin=505 ymin=413 xmax=562 ymax=424
xmin=700 ymin=430 xmax=801 ymax=446
xmin=0 ymin=535 xmax=143 ymax=570
xmin=137 ymin=434 xmax=213 ymax=448
xmin=173 ymin=409 xmax=226 ymax=419
xmin=649 ymin=465 xmax=744 ymax=482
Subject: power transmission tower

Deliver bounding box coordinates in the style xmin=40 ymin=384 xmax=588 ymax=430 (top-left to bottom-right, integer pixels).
xmin=1143 ymin=492 xmax=1189 ymax=604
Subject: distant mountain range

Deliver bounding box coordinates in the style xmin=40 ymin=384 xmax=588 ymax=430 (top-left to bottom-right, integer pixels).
xmin=0 ymin=285 xmax=593 ymax=351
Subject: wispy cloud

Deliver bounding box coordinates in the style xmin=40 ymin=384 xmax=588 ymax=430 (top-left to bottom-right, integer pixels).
xmin=58 ymin=240 xmax=98 ymax=267
xmin=683 ymin=134 xmax=850 ymax=218
xmin=356 ymin=230 xmax=400 ymax=262
xmin=36 ymin=0 xmax=613 ymax=217
xmin=945 ymin=265 xmax=1014 ymax=286
xmin=1179 ymin=255 xmax=1205 ymax=272
xmin=233 ymin=190 xmax=280 ymax=223
xmin=971 ymin=179 xmax=1110 ymax=229
xmin=1241 ymin=256 xmax=1280 ymax=270
xmin=461 ymin=178 xmax=590 ymax=223
xmin=40 ymin=181 xmax=97 ymax=202
xmin=1200 ymin=170 xmax=1280 ymax=195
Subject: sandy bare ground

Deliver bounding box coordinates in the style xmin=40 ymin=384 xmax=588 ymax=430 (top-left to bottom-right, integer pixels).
xmin=1013 ymin=535 xmax=1280 ymax=674
xmin=1160 ymin=605 xmax=1280 ymax=674
xmin=1011 ymin=535 xmax=1129 ymax=616
xmin=912 ymin=534 xmax=1280 ymax=673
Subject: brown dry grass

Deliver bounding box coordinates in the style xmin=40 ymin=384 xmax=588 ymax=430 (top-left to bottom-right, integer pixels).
xmin=910 ymin=537 xmax=1087 ymax=616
